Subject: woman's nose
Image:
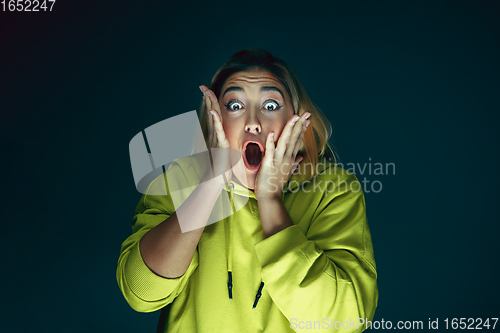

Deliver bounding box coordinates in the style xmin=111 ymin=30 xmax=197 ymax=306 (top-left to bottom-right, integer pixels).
xmin=245 ymin=123 xmax=261 ymax=134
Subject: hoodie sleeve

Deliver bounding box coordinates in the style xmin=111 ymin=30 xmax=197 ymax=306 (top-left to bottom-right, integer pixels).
xmin=254 ymin=171 xmax=378 ymax=332
xmin=116 ymin=169 xmax=199 ymax=313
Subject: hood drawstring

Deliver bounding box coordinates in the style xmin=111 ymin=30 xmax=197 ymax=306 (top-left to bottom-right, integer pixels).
xmin=227 ymin=271 xmax=233 ymax=300
xmin=225 ymin=182 xmax=266 ymax=309
xmin=252 ymin=282 xmax=265 ymax=309
xmin=225 ymin=182 xmax=234 ymax=301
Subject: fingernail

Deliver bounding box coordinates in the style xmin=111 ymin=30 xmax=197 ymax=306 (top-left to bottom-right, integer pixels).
xmin=199 ymin=86 xmax=204 ymax=93
xmin=205 ymin=91 xmax=210 ymax=97
xmin=305 ymin=120 xmax=311 ymax=128
xmin=293 ymin=116 xmax=299 ymax=123
xmin=305 ymin=113 xmax=311 ymax=120
xmin=210 ymin=110 xmax=215 ymax=117
xmin=270 ymin=132 xmax=274 ymax=139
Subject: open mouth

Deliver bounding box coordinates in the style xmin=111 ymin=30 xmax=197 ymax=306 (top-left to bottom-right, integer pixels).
xmin=242 ymin=140 xmax=264 ymax=172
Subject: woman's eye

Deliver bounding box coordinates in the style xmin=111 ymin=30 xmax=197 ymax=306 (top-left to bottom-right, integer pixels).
xmin=225 ymin=101 xmax=243 ymax=111
xmin=263 ymin=100 xmax=281 ymax=111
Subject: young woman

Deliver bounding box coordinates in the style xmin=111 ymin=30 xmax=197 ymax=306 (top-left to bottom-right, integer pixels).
xmin=117 ymin=49 xmax=378 ymax=332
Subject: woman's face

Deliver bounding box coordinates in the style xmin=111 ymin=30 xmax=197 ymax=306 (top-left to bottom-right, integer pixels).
xmin=217 ymin=69 xmax=295 ymax=190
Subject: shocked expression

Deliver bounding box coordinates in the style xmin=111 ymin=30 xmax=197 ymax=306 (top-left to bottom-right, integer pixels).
xmin=218 ymin=69 xmax=295 ymax=189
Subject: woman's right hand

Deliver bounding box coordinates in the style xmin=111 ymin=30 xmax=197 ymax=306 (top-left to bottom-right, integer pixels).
xmin=199 ymin=85 xmax=233 ymax=184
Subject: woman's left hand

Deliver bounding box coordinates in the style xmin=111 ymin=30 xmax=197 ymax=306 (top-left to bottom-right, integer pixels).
xmin=254 ymin=112 xmax=311 ymax=201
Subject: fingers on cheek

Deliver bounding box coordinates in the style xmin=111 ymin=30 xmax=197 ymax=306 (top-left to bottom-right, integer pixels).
xmin=267 ymin=132 xmax=275 ymax=149
xmin=287 ymin=120 xmax=298 ymax=137
xmin=298 ymin=131 xmax=305 ymax=145
xmin=281 ymin=120 xmax=293 ymax=144
xmin=264 ymin=133 xmax=275 ymax=161
xmin=212 ymin=110 xmax=220 ymax=123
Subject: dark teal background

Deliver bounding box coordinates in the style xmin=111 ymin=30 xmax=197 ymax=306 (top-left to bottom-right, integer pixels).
xmin=1 ymin=0 xmax=499 ymax=331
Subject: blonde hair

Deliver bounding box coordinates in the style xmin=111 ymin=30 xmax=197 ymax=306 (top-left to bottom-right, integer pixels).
xmin=198 ymin=48 xmax=337 ymax=181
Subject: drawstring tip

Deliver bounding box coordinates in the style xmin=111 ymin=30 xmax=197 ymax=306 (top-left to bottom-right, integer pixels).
xmin=252 ymin=282 xmax=265 ymax=309
xmin=227 ymin=271 xmax=233 ymax=300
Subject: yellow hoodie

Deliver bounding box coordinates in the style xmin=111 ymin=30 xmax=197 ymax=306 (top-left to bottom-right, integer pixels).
xmin=116 ymin=158 xmax=378 ymax=332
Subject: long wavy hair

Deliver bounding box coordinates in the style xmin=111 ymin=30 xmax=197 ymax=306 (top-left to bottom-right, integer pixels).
xmin=198 ymin=48 xmax=337 ymax=181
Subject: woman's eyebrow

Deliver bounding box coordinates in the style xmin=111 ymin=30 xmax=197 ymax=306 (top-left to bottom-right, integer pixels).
xmin=261 ymin=86 xmax=284 ymax=100
xmin=221 ymin=86 xmax=285 ymax=100
xmin=222 ymin=86 xmax=243 ymax=97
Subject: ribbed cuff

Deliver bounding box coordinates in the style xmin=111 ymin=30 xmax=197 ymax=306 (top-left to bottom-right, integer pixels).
xmin=124 ymin=241 xmax=188 ymax=301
